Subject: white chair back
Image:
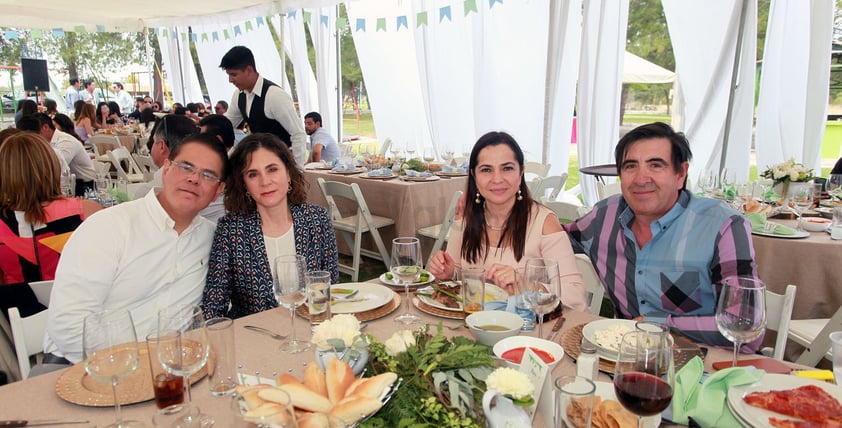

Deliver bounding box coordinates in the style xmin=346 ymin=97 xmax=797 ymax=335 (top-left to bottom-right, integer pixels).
xmin=574 ymin=254 xmax=605 ymax=315
xmin=132 ymin=153 xmax=158 ymax=182
xmin=789 ymin=303 xmax=842 ymax=366
xmin=28 ymin=280 xmax=53 ymax=307
xmin=9 ymin=307 xmax=49 ymax=379
xmin=89 ymin=134 xmax=120 ymax=163
xmin=532 ymin=174 xmax=568 ymax=201
xmin=763 ymin=284 xmax=796 ymax=360
xmin=107 ymin=147 xmax=145 ymax=183
xmin=543 ymin=200 xmax=582 ymax=224
xmin=418 ymin=191 xmax=463 ymax=261
xmin=596 ymin=181 xmax=621 ymax=200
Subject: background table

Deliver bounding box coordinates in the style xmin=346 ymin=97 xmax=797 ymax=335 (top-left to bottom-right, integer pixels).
xmin=303 ymin=169 xmax=467 ymax=257
xmin=0 ymin=293 xmax=785 ymax=428
xmin=578 ymin=164 xmax=618 ymax=184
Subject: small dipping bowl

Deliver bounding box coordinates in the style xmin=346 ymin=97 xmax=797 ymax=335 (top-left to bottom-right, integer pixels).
xmin=465 ymin=310 xmax=523 ymax=346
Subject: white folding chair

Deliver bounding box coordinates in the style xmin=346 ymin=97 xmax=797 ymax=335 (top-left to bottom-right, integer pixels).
xmin=132 ymin=153 xmax=158 ymax=181
xmin=543 ymin=200 xmax=583 ymax=224
xmin=89 ymin=134 xmax=121 ymax=163
xmin=524 ymin=162 xmax=551 ymax=180
xmin=531 ymin=174 xmax=568 ymax=201
xmin=574 ymin=254 xmax=605 ymax=315
xmin=760 ymin=284 xmax=796 ymax=360
xmin=94 ymin=161 xmax=112 ymax=178
xmin=596 ymin=181 xmax=622 ymax=200
xmin=788 ymin=304 xmax=842 ymax=366
xmin=418 ymin=191 xmax=463 ymax=262
xmin=9 ymin=307 xmax=49 ymax=380
xmin=317 ymin=178 xmax=395 ymax=282
xmin=107 ymin=147 xmax=146 ymax=183
xmin=28 ymin=280 xmax=53 ymax=307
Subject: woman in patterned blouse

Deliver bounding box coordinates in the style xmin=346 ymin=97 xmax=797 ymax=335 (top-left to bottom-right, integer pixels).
xmin=201 ymin=133 xmax=339 ymax=319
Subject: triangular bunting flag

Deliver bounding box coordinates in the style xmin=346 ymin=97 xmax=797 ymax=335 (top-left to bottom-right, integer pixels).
xmin=181 ymin=32 xmax=188 ymax=42
xmin=336 ymin=17 xmax=347 ymax=30
xmin=288 ymin=10 xmax=297 ymax=19
xmin=256 ymin=16 xmax=265 ymax=27
xmin=4 ymin=30 xmax=17 ymax=41
xmin=96 ymin=25 xmax=106 ymax=32
xmin=52 ymin=28 xmax=65 ymax=38
xmin=489 ymin=0 xmax=503 ymax=7
xmin=74 ymin=25 xmax=87 ymax=34
xmin=376 ymin=18 xmax=387 ymax=32
xmin=440 ymin=6 xmax=452 ymax=22
xmin=162 ymin=28 xmax=168 ymax=38
xmin=39 ymin=233 xmax=72 ymax=255
xmin=31 ymin=29 xmax=42 ymax=39
xmin=190 ymin=33 xmax=198 ymax=42
xmin=234 ymin=25 xmax=242 ymax=36
xmin=201 ymin=33 xmax=208 ymax=42
xmin=302 ymin=11 xmax=312 ymax=24
xmin=320 ymin=15 xmax=328 ymax=27
xmin=416 ymin=11 xmax=428 ymax=27
xmin=212 ymin=31 xmax=219 ymax=41
xmin=245 ymin=21 xmax=254 ymax=32
xmin=171 ymin=28 xmax=178 ymax=39
xmin=224 ymin=29 xmax=231 ymax=40
xmin=396 ymin=16 xmax=408 ymax=30
xmin=464 ymin=0 xmax=478 ymax=16
xmin=355 ymin=18 xmax=366 ymax=32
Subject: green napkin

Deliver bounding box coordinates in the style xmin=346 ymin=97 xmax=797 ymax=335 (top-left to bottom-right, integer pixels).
xmin=672 ymin=356 xmax=765 ymax=427
xmin=745 ymin=212 xmax=796 ymax=235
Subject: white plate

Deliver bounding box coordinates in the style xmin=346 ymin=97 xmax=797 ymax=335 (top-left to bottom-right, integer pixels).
xmin=581 ymin=319 xmax=638 ymax=360
xmin=399 ymin=175 xmax=440 ymax=182
xmin=751 ymin=229 xmax=809 ymax=239
xmin=329 ymin=283 xmax=393 ymax=314
xmin=360 ymin=172 xmax=397 ymax=180
xmin=328 ymin=168 xmax=365 ymax=175
xmin=727 ymin=373 xmax=842 ymax=427
xmin=379 ymin=271 xmax=435 ymax=287
xmin=592 ymin=381 xmax=661 ymax=427
xmin=415 ymin=282 xmax=509 ymax=312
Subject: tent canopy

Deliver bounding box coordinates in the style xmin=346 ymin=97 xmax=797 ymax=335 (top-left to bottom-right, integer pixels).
xmin=623 ymin=51 xmax=675 ymax=84
xmin=0 ymin=0 xmax=340 ymax=32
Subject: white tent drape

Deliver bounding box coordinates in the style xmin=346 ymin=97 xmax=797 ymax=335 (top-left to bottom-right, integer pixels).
xmin=281 ymin=12 xmax=319 ymax=119
xmin=755 ymin=0 xmax=833 ymax=176
xmin=576 ymin=0 xmax=629 ymax=205
xmin=308 ymin=7 xmax=340 ymax=138
xmin=662 ymin=0 xmax=757 ymax=186
xmin=158 ymin=29 xmax=203 ymax=106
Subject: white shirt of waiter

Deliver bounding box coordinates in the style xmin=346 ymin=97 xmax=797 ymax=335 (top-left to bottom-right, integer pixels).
xmin=224 ymin=75 xmax=308 ymax=165
xmin=50 ymin=130 xmax=97 ymax=182
xmin=44 ymin=190 xmax=217 ymax=362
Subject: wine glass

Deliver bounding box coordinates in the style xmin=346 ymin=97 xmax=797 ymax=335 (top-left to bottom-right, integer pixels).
xmin=522 ymin=258 xmax=561 ymax=337
xmin=405 ymin=140 xmax=416 ymax=160
xmin=715 ymin=277 xmax=767 ymax=367
xmin=423 ymin=148 xmax=436 ymax=172
xmin=392 ymin=237 xmax=422 ymax=325
xmin=613 ymin=331 xmax=674 ymax=428
xmin=442 ymin=149 xmax=455 ymax=166
xmin=828 ymin=174 xmax=842 ymax=200
xmin=754 ymin=179 xmax=773 ymax=203
xmin=697 ymin=169 xmax=717 ymax=197
xmin=83 ymin=309 xmax=144 ymax=428
xmin=273 ymin=254 xmax=310 ymax=353
xmin=157 ymin=305 xmax=212 ymax=426
xmin=791 ymin=184 xmax=815 ymax=230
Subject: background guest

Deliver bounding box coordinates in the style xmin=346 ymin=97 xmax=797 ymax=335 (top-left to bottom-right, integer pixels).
xmin=201 ymin=133 xmax=338 ymax=319
xmin=14 ymin=99 xmax=37 ymax=127
xmin=52 ymin=114 xmax=84 ymax=143
xmin=74 ymin=104 xmax=97 ymax=143
xmin=43 ymin=99 xmax=58 ymax=118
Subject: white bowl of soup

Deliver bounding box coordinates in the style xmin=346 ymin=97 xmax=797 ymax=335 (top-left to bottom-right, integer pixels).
xmin=465 ymin=310 xmax=522 ymax=346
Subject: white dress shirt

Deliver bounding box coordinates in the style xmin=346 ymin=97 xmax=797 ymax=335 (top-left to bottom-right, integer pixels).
xmin=51 ymin=130 xmax=96 ymax=181
xmin=44 ymin=190 xmax=216 ymax=362
xmin=225 ymin=75 xmax=307 ymax=165
xmin=116 ymin=90 xmax=134 ymax=114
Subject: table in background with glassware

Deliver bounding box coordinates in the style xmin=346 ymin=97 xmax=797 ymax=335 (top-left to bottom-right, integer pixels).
xmin=302 ymin=169 xmax=467 ymax=257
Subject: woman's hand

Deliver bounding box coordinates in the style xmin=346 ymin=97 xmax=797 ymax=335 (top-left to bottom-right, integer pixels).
xmin=485 ymin=263 xmax=517 ymax=295
xmin=427 ymin=251 xmax=455 ymax=280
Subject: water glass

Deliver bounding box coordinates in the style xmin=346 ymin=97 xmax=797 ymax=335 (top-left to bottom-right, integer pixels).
xmin=831 ymin=207 xmax=842 ymax=240
xmin=305 ymin=270 xmax=332 ymax=326
xmin=830 ymin=331 xmax=842 ymax=385
xmin=206 ymin=317 xmax=237 ymax=397
xmin=459 ymin=267 xmax=486 ymax=317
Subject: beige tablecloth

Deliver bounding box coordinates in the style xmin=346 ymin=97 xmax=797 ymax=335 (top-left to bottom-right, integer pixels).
xmin=752 ymin=219 xmax=842 ymax=320
xmin=303 ymin=170 xmax=468 ymax=257
xmin=0 ymin=293 xmax=774 ymax=427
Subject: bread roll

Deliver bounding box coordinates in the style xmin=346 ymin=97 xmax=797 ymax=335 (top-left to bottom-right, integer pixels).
xmin=326 ymin=357 xmax=354 ymax=404
xmin=329 ymin=396 xmax=382 ymax=425
xmin=239 ymin=385 xmax=272 ymax=410
xmin=347 ymin=372 xmax=398 ymax=399
xmin=267 ymin=383 xmax=333 ymax=413
xmin=303 ymin=362 xmax=329 ymax=398
xmin=297 ymin=412 xmax=329 ymax=428
xmin=244 ymin=402 xmax=294 ymax=425
xmin=278 ymin=373 xmax=303 ymax=386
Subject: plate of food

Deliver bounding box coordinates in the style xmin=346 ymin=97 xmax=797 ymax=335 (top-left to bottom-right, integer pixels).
xmin=726 ymin=373 xmax=842 ymax=427
xmin=399 ymin=175 xmax=440 ymax=182
xmin=379 ymin=270 xmax=435 ymax=287
xmin=413 ymin=282 xmax=509 ymax=312
xmin=435 ymin=171 xmax=468 ymax=177
xmin=330 ymin=283 xmax=394 ymax=314
xmin=581 ymin=319 xmax=637 ymax=361
xmin=820 ymin=199 xmax=842 ymax=208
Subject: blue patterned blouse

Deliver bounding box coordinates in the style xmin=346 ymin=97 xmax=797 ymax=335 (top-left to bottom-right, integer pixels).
xmin=201 ymin=202 xmax=339 ymax=319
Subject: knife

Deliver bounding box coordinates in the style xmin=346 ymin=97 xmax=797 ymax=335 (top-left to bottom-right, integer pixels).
xmin=0 ymin=420 xmax=89 ymax=427
xmin=547 ymin=316 xmax=566 ymax=341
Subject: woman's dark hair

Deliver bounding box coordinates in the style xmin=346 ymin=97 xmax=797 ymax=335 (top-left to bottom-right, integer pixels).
xmin=140 ymin=107 xmax=155 ymax=125
xmin=224 ymin=133 xmax=307 ymax=215
xmin=461 ymin=131 xmax=533 ymax=264
xmin=107 ymin=101 xmax=121 ymax=118
xmin=614 ymin=121 xmax=692 ymax=190
xmin=18 ymin=99 xmax=38 ymax=116
xmin=52 ymin=113 xmax=83 ymax=142
xmin=44 ymin=99 xmax=57 ymax=115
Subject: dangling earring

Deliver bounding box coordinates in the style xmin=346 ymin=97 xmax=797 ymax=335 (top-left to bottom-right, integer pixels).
xmin=287 ymin=182 xmax=292 ymax=194
xmin=246 ymin=193 xmax=253 ymax=201
xmin=475 ymin=192 xmax=481 ymax=204
xmin=517 ymin=189 xmax=523 ymax=201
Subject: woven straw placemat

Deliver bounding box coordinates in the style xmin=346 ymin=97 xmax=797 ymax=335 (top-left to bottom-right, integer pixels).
xmin=562 ymin=323 xmax=704 ymax=374
xmin=296 ymin=292 xmax=401 ymax=322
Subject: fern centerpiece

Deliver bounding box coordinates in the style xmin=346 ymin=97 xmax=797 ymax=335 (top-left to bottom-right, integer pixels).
xmin=362 ymin=324 xmax=498 ymax=427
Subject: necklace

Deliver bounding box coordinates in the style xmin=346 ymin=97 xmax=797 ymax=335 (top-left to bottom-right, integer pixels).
xmin=485 ymin=221 xmax=505 ymax=231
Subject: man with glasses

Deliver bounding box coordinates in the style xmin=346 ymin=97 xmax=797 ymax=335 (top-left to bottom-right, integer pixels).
xmin=214 ymin=100 xmax=228 ymax=115
xmin=43 ymin=133 xmax=228 ymax=365
xmin=132 ymin=115 xmax=197 ymax=200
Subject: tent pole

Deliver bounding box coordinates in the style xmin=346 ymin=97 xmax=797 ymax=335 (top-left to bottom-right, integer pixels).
xmin=145 ymin=27 xmax=152 ymax=98
xmin=279 ymin=14 xmax=286 ymax=90
xmin=335 ymin=3 xmax=343 ymax=143
xmin=720 ymin=0 xmax=749 ymax=173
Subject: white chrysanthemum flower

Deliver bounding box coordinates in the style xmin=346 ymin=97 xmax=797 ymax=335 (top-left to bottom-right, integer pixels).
xmin=384 ymin=329 xmax=416 ymax=356
xmin=311 ymin=314 xmax=362 ymax=350
xmin=486 ymin=367 xmax=534 ymax=400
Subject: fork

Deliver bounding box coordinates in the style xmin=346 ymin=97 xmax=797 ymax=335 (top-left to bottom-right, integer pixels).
xmin=243 ymin=325 xmax=287 ymax=341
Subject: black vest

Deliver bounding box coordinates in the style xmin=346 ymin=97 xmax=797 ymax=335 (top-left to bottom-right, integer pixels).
xmin=238 ymin=78 xmax=292 ymax=146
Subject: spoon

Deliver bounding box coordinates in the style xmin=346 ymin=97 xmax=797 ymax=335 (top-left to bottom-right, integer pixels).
xmin=243 ymin=325 xmax=287 ymax=341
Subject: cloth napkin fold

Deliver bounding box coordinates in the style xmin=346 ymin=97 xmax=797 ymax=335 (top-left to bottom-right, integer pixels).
xmin=332 ymin=162 xmax=355 ymax=171
xmin=745 ymin=212 xmax=796 ymax=235
xmin=671 ymin=356 xmax=764 ymax=427
xmin=404 ymin=170 xmax=432 ymax=178
xmin=367 ymin=167 xmax=393 ymax=176
xmin=441 ymin=164 xmax=467 ymax=173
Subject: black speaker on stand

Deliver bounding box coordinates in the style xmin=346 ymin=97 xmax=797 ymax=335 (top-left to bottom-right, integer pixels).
xmin=21 ymin=58 xmax=49 ymax=104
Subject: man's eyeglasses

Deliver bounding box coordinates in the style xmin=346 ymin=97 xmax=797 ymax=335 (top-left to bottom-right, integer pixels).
xmin=170 ymin=160 xmax=220 ymax=184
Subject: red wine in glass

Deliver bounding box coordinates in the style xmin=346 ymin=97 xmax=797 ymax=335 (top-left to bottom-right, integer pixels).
xmin=614 ymin=372 xmax=673 ymax=416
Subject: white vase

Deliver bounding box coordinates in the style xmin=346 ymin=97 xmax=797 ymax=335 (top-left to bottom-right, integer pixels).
xmin=482 ymin=390 xmax=531 ymax=428
xmin=314 ymin=347 xmax=369 ymax=376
